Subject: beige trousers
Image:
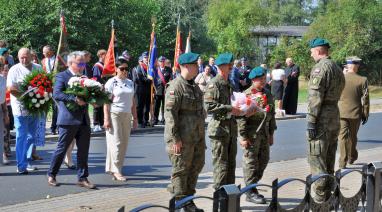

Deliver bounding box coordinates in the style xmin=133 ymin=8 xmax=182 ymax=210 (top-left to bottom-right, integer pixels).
xmin=105 ymin=112 xmax=132 ymax=174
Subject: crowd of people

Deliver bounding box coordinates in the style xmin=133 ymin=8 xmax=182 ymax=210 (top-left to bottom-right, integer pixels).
xmin=0 ymin=36 xmax=370 ymax=212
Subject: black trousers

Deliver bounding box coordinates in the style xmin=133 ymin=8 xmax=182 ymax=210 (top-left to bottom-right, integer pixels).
xmin=93 ymin=106 xmax=104 ymax=126
xmin=136 ymin=91 xmax=151 ymax=125
xmin=48 ymin=125 xmax=91 ymax=180
xmin=154 ymin=95 xmax=165 ymax=122
xmin=51 ymin=104 xmax=58 ymax=131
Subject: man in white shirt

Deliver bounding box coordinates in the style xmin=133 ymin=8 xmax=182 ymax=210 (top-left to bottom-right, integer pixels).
xmin=7 ymin=48 xmax=41 ymax=174
xmin=42 ymin=45 xmax=55 ymax=73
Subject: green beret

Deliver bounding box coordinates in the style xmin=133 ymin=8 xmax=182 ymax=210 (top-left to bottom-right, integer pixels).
xmin=309 ymin=38 xmax=330 ymax=48
xmin=178 ymin=52 xmax=199 ymax=65
xmin=215 ymin=53 xmax=233 ymax=66
xmin=249 ymin=66 xmax=266 ymax=79
xmin=0 ymin=48 xmax=9 ymax=56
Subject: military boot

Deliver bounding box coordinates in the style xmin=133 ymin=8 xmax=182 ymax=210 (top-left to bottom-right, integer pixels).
xmin=245 ymin=189 xmax=266 ymax=204
xmin=176 ymin=201 xmax=204 ymax=212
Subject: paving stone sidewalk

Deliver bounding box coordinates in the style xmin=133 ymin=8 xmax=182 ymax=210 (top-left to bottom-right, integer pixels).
xmin=1 ymin=146 xmax=380 ymax=212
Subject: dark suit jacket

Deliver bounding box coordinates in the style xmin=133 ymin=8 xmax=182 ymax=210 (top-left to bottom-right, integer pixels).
xmin=53 ymin=69 xmax=90 ymax=126
xmin=154 ymin=66 xmax=172 ymax=96
xmin=132 ymin=65 xmax=151 ymax=94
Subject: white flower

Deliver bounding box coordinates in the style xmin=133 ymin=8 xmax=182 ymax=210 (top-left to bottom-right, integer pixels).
xmin=33 ymin=89 xmax=38 ymax=93
xmin=39 ymin=99 xmax=45 ymax=104
xmin=28 ymin=86 xmax=33 ymax=90
xmin=43 ymin=92 xmax=49 ymax=98
xmin=45 ymin=96 xmax=50 ymax=101
xmin=83 ymin=78 xmax=102 ymax=88
xmin=49 ymin=93 xmax=53 ymax=98
xmin=31 ymin=98 xmax=37 ymax=103
xmin=68 ymin=77 xmax=82 ymax=87
xmin=28 ymin=92 xmax=34 ymax=97
xmin=36 ymin=93 xmax=41 ymax=98
xmin=35 ymin=103 xmax=40 ymax=108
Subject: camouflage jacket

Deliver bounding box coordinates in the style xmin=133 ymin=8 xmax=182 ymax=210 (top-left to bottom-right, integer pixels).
xmin=164 ymin=75 xmax=205 ymax=143
xmin=237 ymin=85 xmax=276 ymax=140
xmin=307 ymin=57 xmax=345 ymax=123
xmin=204 ymin=74 xmax=237 ymax=137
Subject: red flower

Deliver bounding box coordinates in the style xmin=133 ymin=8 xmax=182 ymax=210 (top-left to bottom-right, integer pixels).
xmin=265 ymin=105 xmax=270 ymax=113
xmin=262 ymin=94 xmax=267 ymax=105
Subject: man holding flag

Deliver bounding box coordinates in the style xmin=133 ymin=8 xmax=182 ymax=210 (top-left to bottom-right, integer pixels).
xmin=133 ymin=52 xmax=152 ymax=128
xmin=153 ymin=56 xmax=172 ymax=125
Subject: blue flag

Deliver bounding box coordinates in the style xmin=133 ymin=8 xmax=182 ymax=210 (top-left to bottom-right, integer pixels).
xmin=148 ymin=35 xmax=157 ymax=81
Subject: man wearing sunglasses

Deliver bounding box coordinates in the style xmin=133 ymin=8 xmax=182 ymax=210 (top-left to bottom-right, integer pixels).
xmin=337 ymin=56 xmax=369 ymax=169
xmin=47 ymin=51 xmax=95 ymax=189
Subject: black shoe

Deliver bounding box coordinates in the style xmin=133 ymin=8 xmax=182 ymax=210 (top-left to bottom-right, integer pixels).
xmin=64 ymin=162 xmax=76 ymax=170
xmin=160 ymin=120 xmax=165 ymax=125
xmin=51 ymin=129 xmax=57 ymax=135
xmin=176 ymin=201 xmax=204 ymax=212
xmin=246 ymin=191 xmax=266 ymax=204
xmin=10 ymin=134 xmax=16 ymax=139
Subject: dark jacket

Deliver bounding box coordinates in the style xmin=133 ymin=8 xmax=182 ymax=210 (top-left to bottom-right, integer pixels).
xmin=154 ymin=66 xmax=172 ymax=95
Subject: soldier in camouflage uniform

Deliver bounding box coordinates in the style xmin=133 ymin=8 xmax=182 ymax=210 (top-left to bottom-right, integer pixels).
xmin=338 ymin=56 xmax=369 ymax=169
xmin=237 ymin=66 xmax=277 ymax=204
xmin=204 ymin=53 xmax=242 ymax=190
xmin=164 ymin=52 xmax=205 ymax=212
xmin=306 ymin=38 xmax=345 ymax=202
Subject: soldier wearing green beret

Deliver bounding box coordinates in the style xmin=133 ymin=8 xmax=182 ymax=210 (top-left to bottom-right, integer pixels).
xmin=204 ymin=53 xmax=243 ymax=191
xmin=164 ymin=52 xmax=205 ymax=212
xmin=338 ymin=56 xmax=369 ymax=169
xmin=237 ymin=66 xmax=276 ymax=204
xmin=307 ymin=38 xmax=345 ymax=203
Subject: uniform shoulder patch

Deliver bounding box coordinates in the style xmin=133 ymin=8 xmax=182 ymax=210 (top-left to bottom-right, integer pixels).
xmin=313 ymin=69 xmax=320 ymax=74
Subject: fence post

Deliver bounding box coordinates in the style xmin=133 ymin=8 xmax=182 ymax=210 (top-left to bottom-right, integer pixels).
xmin=216 ymin=184 xmax=241 ymax=212
xmin=365 ymin=161 xmax=382 ymax=212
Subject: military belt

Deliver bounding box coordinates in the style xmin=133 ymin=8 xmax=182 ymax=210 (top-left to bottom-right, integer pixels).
xmin=322 ymin=100 xmax=338 ymax=105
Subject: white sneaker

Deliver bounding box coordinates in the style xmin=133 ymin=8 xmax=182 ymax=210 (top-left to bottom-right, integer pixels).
xmin=3 ymin=155 xmax=10 ymax=165
xmin=26 ymin=164 xmax=38 ymax=171
xmin=93 ymin=125 xmax=102 ymax=132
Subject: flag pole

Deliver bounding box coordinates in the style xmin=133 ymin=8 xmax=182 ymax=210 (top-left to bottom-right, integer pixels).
xmin=149 ymin=19 xmax=156 ymax=126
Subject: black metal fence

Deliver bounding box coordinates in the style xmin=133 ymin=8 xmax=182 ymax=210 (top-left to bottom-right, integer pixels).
xmin=129 ymin=162 xmax=382 ymax=212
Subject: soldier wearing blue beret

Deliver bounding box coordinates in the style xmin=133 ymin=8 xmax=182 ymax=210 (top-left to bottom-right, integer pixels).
xmin=307 ymin=38 xmax=345 ymax=202
xmin=164 ymin=52 xmax=205 ymax=211
xmin=237 ymin=66 xmax=277 ymax=204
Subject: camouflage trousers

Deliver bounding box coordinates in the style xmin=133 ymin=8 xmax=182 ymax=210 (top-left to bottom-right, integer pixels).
xmin=308 ymin=116 xmax=340 ymax=201
xmin=338 ymin=118 xmax=360 ymax=169
xmin=242 ymin=135 xmax=269 ymax=187
xmin=210 ymin=136 xmax=237 ymax=190
xmin=167 ymin=138 xmax=205 ymax=200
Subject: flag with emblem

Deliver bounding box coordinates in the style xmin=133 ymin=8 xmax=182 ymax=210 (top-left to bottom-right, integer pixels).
xmin=53 ymin=10 xmax=69 ymax=73
xmin=173 ymin=14 xmax=183 ymax=74
xmin=102 ymin=20 xmax=116 ymax=77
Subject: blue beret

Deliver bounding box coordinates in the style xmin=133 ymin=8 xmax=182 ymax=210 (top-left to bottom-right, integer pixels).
xmin=178 ymin=52 xmax=200 ymax=65
xmin=0 ymin=48 xmax=9 ymax=56
xmin=309 ymin=38 xmax=330 ymax=48
xmin=215 ymin=53 xmax=234 ymax=66
xmin=249 ymin=66 xmax=266 ymax=79
xmin=141 ymin=51 xmax=148 ymax=57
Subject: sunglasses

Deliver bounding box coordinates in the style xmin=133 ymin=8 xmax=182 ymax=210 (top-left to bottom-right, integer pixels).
xmin=118 ymin=67 xmax=128 ymax=71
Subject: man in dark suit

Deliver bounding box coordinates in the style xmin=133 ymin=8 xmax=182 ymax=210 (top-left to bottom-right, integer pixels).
xmin=47 ymin=51 xmax=95 ymax=189
xmin=153 ymin=56 xmax=172 ymax=125
xmin=132 ymin=52 xmax=151 ymax=128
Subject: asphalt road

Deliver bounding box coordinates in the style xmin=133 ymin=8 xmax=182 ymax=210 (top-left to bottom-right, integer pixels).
xmin=0 ymin=113 xmax=381 ymax=207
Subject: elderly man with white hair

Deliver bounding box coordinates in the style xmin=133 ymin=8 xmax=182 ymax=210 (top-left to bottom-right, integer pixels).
xmin=7 ymin=48 xmax=41 ymax=174
xmin=47 ymin=51 xmax=95 ymax=189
